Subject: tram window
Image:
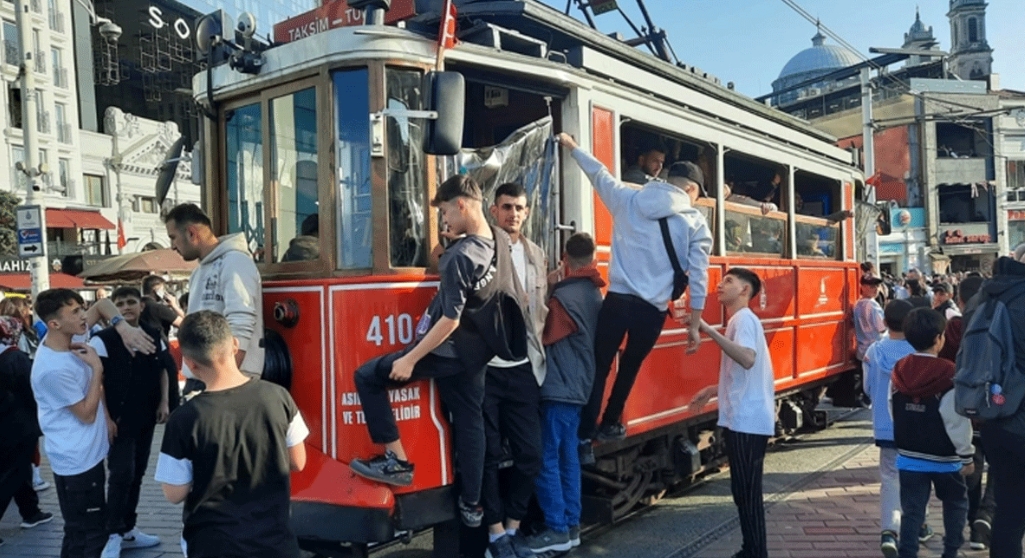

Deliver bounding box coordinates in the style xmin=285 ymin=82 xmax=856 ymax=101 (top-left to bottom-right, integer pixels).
xmin=724 ymin=205 xmax=786 ymax=258
xmin=386 ymin=68 xmax=428 ymax=268
xmin=270 ymin=87 xmax=319 ymax=263
xmin=225 ymin=102 xmax=265 ymax=262
xmin=794 ymin=172 xmax=846 ymax=260
xmin=334 ymin=69 xmax=373 ymax=269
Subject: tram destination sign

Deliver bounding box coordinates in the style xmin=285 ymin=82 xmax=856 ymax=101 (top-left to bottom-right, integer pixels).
xmin=273 ymin=0 xmax=417 ymax=44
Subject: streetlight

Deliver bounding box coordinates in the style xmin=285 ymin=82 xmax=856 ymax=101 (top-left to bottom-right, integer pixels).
xmin=14 ymin=0 xmax=120 ymax=297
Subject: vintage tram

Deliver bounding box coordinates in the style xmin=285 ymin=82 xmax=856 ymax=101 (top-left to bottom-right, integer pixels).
xmin=188 ymin=1 xmax=864 ymax=556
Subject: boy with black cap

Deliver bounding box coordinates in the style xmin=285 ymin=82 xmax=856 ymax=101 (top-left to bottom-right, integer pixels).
xmin=556 ymin=133 xmax=711 ymax=459
xmin=349 ymin=175 xmax=529 ymax=532
xmin=931 ymin=282 xmax=960 ymax=321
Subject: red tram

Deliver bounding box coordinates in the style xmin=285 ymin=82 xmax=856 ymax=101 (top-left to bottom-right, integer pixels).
xmin=189 ymin=1 xmax=864 ymax=555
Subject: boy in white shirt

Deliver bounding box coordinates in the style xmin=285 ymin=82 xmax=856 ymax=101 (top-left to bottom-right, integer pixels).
xmin=689 ymin=268 xmax=774 ymax=558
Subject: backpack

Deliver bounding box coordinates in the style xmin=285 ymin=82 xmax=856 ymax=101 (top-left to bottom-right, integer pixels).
xmin=953 ymin=282 xmax=1025 ymax=420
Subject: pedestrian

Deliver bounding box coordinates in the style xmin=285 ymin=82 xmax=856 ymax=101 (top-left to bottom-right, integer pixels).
xmin=850 ymin=273 xmax=886 ymax=407
xmin=348 ymin=175 xmax=527 ymax=529
xmin=862 ymin=299 xmax=915 ymax=557
xmin=154 ymin=311 xmax=308 ymax=558
xmin=139 ymin=275 xmax=185 ymax=411
xmin=975 ymin=243 xmax=1025 ymax=557
xmin=0 ymin=297 xmax=49 ymax=491
xmin=91 ymin=287 xmax=171 ymax=557
xmin=931 ymin=283 xmax=961 ymax=321
xmin=163 ymin=203 xmax=264 ymax=392
xmin=30 ymin=289 xmax=155 ymax=558
xmin=0 ymin=316 xmax=53 ymax=548
xmin=890 ymin=308 xmax=974 ymax=558
xmin=905 ymin=269 xmax=932 ymax=308
xmin=527 ymin=233 xmax=604 ymax=555
xmin=481 ymin=183 xmax=548 ymax=558
xmin=689 ymin=268 xmax=773 ymax=558
xmin=556 ymin=132 xmax=711 ymax=460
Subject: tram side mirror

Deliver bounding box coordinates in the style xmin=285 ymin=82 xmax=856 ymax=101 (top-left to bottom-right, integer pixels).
xmin=423 ymin=71 xmax=465 ymax=155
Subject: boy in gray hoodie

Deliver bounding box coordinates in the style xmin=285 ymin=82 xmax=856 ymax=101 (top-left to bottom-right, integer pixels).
xmin=556 ymin=133 xmax=711 ymax=454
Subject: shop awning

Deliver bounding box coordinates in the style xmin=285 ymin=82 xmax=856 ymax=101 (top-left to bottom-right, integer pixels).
xmin=45 ymin=209 xmax=116 ymax=230
xmin=0 ymin=272 xmax=86 ymax=292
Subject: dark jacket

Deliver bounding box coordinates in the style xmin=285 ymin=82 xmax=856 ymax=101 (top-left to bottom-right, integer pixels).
xmin=0 ymin=346 xmax=40 ymax=449
xmin=541 ymin=268 xmax=604 ymax=405
xmin=96 ymin=322 xmax=171 ymax=435
xmin=978 ymin=257 xmax=1025 ymax=439
xmin=891 ymin=354 xmax=973 ymax=467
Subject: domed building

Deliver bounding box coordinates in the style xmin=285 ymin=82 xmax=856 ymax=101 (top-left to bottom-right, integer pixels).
xmin=771 ymin=29 xmax=861 ymax=107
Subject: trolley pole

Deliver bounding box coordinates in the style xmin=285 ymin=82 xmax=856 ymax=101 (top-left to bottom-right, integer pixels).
xmin=861 ymin=67 xmax=879 ymax=269
xmin=15 ymin=0 xmax=50 ymax=297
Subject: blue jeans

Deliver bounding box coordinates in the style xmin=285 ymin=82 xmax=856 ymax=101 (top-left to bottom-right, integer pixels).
xmin=535 ymin=402 xmax=582 ymax=533
xmin=897 ymin=470 xmax=967 ymax=558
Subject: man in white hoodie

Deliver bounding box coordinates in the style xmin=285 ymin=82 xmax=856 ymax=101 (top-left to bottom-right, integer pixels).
xmin=556 ymin=133 xmax=711 ymax=459
xmin=164 ymin=204 xmax=265 ymax=383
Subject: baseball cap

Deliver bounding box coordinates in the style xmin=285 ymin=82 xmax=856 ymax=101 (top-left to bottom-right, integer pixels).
xmin=932 ymin=282 xmax=953 ymax=294
xmin=667 ymin=161 xmax=706 ymax=196
xmin=431 ymin=175 xmax=483 ymax=206
xmin=860 ymin=274 xmax=884 ymax=286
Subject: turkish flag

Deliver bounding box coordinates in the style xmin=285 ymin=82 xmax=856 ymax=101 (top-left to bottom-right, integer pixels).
xmin=439 ymin=0 xmax=458 ymax=51
xmin=117 ymin=219 xmax=127 ymax=251
xmin=866 ymin=172 xmax=883 ymax=187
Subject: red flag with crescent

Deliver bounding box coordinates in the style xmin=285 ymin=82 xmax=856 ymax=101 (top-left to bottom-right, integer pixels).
xmin=117 ymin=219 xmax=127 ymax=251
xmin=437 ymin=0 xmax=457 ymax=66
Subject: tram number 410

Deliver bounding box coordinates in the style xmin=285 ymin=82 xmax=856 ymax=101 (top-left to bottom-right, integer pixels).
xmin=366 ymin=314 xmax=415 ymax=347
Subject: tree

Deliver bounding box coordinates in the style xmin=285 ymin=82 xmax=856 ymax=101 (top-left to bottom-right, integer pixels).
xmin=0 ymin=190 xmax=23 ymax=256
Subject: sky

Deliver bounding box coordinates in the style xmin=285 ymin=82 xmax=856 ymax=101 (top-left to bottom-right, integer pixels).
xmin=536 ymin=0 xmax=1025 ymax=98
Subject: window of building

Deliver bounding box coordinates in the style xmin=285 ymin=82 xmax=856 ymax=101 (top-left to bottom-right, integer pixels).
xmin=1008 ymin=160 xmax=1025 ymax=202
xmin=58 ymin=157 xmax=70 ymax=193
xmin=11 ymin=145 xmax=27 ymax=191
xmin=84 ymin=174 xmax=106 ymax=207
xmin=51 ymin=47 xmax=62 ymax=84
xmin=268 ymin=86 xmax=319 ymax=263
xmin=55 ymin=102 xmax=68 ymax=143
xmin=939 ymin=185 xmax=993 ymax=224
xmin=2 ymin=20 xmax=18 ymax=66
xmin=968 ymin=18 xmax=978 ymax=43
xmin=225 ymin=101 xmax=265 ymax=262
xmin=139 ymin=196 xmax=157 ymax=213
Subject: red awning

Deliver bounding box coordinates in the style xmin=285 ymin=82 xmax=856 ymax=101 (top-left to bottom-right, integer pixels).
xmin=0 ymin=273 xmax=86 ymax=291
xmin=45 ymin=209 xmax=116 ymax=230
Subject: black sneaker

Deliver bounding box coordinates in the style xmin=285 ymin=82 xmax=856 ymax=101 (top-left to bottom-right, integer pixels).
xmin=579 ymin=440 xmax=596 ymax=466
xmin=970 ymin=519 xmax=991 ymax=550
xmin=918 ymin=523 xmax=934 ymax=544
xmin=508 ymin=533 xmax=536 ymax=558
xmin=880 ymin=531 xmax=898 ymax=558
xmin=568 ymin=524 xmax=581 ymax=547
xmin=349 ymin=451 xmax=414 ymax=486
xmin=484 ymin=535 xmax=517 ymax=558
xmin=595 ymin=423 xmax=626 ymax=441
xmin=458 ymin=498 xmax=483 ymax=528
xmin=20 ymin=511 xmax=54 ymax=529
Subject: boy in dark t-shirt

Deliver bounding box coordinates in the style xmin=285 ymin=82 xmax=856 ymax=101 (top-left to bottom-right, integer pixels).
xmin=155 ymin=312 xmax=308 ymax=558
xmin=350 ymin=174 xmax=525 ymax=529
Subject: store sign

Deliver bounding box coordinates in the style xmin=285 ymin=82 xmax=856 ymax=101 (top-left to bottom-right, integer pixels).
xmin=272 ymin=0 xmax=417 ymax=44
xmin=942 ymin=229 xmax=992 ymax=245
xmin=0 ymin=258 xmax=32 ymax=273
xmin=1008 ymin=210 xmax=1025 ymax=221
xmin=147 ymin=6 xmax=193 ymax=41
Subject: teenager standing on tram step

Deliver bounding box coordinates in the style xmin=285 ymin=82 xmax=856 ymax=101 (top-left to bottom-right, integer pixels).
xmin=155 ymin=311 xmax=309 ymax=558
xmin=349 ymin=174 xmax=529 ymax=529
xmin=164 ymin=203 xmax=265 ymax=397
xmin=689 ymin=268 xmax=774 ymax=558
xmin=30 ymin=289 xmax=155 ymax=558
xmin=91 ymin=287 xmax=172 ymax=558
xmin=481 ymin=183 xmax=548 ymax=558
xmin=557 ymin=132 xmax=711 ymax=463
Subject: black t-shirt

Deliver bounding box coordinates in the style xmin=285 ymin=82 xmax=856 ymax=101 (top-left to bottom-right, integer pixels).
xmin=418 ymin=234 xmax=495 ymax=358
xmin=158 ymin=380 xmax=302 ymax=558
xmin=140 ymin=296 xmax=179 ymax=342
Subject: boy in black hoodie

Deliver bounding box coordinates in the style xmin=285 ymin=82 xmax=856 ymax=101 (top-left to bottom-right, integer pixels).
xmin=890 ymin=308 xmax=974 ymax=558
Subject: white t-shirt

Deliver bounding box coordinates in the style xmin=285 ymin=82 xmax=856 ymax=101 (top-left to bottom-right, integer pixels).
xmin=31 ymin=343 xmax=109 ymax=476
xmin=716 ymin=308 xmax=775 ymax=437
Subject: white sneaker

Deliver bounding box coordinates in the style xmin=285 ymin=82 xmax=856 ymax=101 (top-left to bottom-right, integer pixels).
xmin=101 ymin=534 xmax=122 ymax=558
xmin=121 ymin=528 xmax=161 ymax=549
xmin=32 ymin=479 xmax=50 ymax=491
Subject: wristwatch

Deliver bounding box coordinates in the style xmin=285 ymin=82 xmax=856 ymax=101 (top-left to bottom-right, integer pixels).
xmin=110 ymin=315 xmax=125 ymax=328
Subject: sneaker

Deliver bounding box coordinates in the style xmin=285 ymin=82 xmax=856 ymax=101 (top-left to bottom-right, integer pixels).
xmin=484 ymin=535 xmax=517 ymax=558
xmin=970 ymin=519 xmax=991 ymax=550
xmin=0 ymin=538 xmax=5 ymax=547
xmin=918 ymin=523 xmax=934 ymax=544
xmin=32 ymin=479 xmax=50 ymax=492
xmin=101 ymin=534 xmax=122 ymax=558
xmin=349 ymin=451 xmax=414 ymax=487
xmin=579 ymin=440 xmax=596 ymax=466
xmin=595 ymin=423 xmax=626 ymax=442
xmin=526 ymin=527 xmax=572 ymax=554
xmin=508 ymin=533 xmax=536 ymax=558
xmin=458 ymin=498 xmax=483 ymax=528
xmin=20 ymin=511 xmax=54 ymax=529
xmin=120 ymin=528 xmax=161 ymax=549
xmin=568 ymin=524 xmax=581 ymax=548
xmin=880 ymin=531 xmax=898 ymax=558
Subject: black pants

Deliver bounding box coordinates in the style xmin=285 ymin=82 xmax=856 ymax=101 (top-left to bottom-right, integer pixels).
xmin=0 ymin=439 xmax=34 ymax=523
xmin=981 ymin=423 xmax=1025 ymax=558
xmin=54 ymin=461 xmax=107 ymax=558
xmin=579 ymin=292 xmax=666 ymax=439
xmin=481 ymin=362 xmax=543 ymax=526
xmin=354 ymin=347 xmax=487 ymax=504
xmin=725 ymin=429 xmax=769 ymax=558
xmin=106 ymin=421 xmax=156 ymax=535
xmin=166 ymin=367 xmax=181 ymax=412
xmin=966 ymin=435 xmax=996 ymax=525
xmin=14 ymin=475 xmax=41 ymax=518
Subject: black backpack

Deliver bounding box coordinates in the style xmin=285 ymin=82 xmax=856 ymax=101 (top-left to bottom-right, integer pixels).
xmin=953 ymin=282 xmax=1025 ymax=420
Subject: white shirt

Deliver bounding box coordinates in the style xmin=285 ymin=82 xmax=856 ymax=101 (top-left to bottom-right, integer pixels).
xmin=717 ymin=308 xmax=775 ymax=437
xmin=31 ymin=343 xmax=109 ymax=476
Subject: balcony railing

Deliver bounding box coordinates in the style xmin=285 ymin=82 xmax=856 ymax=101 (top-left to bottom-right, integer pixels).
xmin=48 ymin=12 xmax=65 ymax=33
xmin=33 ymin=50 xmax=45 ymax=73
xmin=54 ymin=67 xmax=68 ymax=88
xmin=37 ymin=110 xmax=50 ymax=134
xmin=2 ymin=41 xmax=19 ymax=66
xmin=57 ymin=123 xmax=72 ymax=144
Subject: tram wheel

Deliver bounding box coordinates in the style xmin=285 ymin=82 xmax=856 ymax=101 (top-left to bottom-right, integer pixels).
xmin=262 ymin=328 xmax=293 ymax=390
xmin=610 ymin=469 xmax=655 ymax=521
